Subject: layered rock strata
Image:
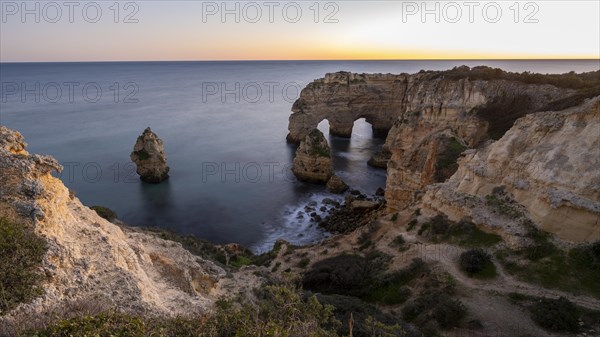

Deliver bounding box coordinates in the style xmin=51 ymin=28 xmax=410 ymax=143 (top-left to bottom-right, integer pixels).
xmin=422 ymin=97 xmax=600 ymax=243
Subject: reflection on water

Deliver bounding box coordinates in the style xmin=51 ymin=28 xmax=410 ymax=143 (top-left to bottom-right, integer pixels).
xmin=318 ymin=118 xmax=387 ymax=192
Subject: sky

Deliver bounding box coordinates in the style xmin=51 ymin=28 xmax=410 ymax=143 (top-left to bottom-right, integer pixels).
xmin=1 ymin=0 xmax=599 ymax=62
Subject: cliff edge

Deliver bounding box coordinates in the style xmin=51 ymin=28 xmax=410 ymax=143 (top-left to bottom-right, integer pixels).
xmin=0 ymin=126 xmax=257 ymax=319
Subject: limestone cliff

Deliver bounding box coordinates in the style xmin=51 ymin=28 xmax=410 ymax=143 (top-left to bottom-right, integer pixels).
xmin=286 ymin=68 xmax=575 ymax=145
xmin=131 ymin=127 xmax=170 ymax=183
xmin=0 ymin=126 xmax=258 ymax=318
xmin=292 ymin=129 xmax=333 ymax=184
xmin=288 ymin=67 xmax=599 ymax=243
xmin=422 ymin=97 xmax=600 ymax=243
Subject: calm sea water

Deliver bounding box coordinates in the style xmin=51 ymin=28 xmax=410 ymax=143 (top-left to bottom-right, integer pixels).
xmin=1 ymin=60 xmax=598 ymax=252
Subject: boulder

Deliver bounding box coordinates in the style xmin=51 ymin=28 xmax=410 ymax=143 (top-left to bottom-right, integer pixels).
xmin=326 ymin=175 xmax=349 ymax=194
xmin=292 ymin=129 xmax=333 ymax=184
xmin=130 ymin=127 xmax=170 ymax=183
xmin=350 ymin=200 xmax=379 ymax=212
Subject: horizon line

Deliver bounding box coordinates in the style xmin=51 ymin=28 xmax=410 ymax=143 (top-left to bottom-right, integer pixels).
xmin=2 ymin=58 xmax=599 ymax=64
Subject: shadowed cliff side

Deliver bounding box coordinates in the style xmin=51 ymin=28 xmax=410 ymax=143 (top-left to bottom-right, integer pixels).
xmin=422 ymin=96 xmax=600 ymax=243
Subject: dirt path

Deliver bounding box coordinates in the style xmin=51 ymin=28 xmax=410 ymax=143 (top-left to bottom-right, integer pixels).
xmin=400 ymin=232 xmax=600 ymax=311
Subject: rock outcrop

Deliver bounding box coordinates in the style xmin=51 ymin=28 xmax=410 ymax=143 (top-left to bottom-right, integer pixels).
xmin=422 ymin=97 xmax=600 ymax=243
xmin=286 ymin=68 xmax=575 ymax=145
xmin=326 ymin=175 xmax=349 ymax=194
xmin=288 ymin=67 xmax=599 ymax=242
xmin=292 ymin=129 xmax=333 ymax=184
xmin=0 ymin=126 xmax=258 ymax=318
xmin=386 ymin=129 xmax=467 ymax=209
xmin=130 ymin=127 xmax=170 ymax=183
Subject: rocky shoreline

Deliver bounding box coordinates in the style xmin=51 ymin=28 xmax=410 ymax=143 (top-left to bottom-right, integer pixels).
xmin=2 ymin=66 xmax=600 ymax=337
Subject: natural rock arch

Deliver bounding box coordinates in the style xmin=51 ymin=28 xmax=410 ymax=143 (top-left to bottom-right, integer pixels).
xmin=286 ymin=72 xmax=401 ymax=143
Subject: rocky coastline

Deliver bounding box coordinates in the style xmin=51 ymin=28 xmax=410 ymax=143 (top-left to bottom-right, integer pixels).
xmin=2 ymin=66 xmax=600 ymax=337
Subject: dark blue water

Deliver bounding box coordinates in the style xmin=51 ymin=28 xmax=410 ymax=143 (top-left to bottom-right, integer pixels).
xmin=1 ymin=60 xmax=598 ymax=252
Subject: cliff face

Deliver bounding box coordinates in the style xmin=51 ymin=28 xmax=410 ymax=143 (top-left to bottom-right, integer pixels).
xmin=422 ymin=97 xmax=600 ymax=243
xmin=288 ymin=69 xmax=576 ymax=211
xmin=288 ymin=67 xmax=599 ymax=243
xmin=381 ymin=77 xmax=562 ymax=210
xmin=0 ymin=126 xmax=252 ymax=317
xmin=287 ymin=70 xmax=573 ymax=144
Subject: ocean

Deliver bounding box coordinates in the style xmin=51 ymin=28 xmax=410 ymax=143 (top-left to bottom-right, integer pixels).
xmin=1 ymin=60 xmax=598 ymax=252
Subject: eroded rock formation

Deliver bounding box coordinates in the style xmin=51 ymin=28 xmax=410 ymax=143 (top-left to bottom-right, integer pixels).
xmin=289 ymin=67 xmax=599 ymax=242
xmin=386 ymin=129 xmax=467 ymax=208
xmin=131 ymin=127 xmax=170 ymax=183
xmin=422 ymin=97 xmax=600 ymax=243
xmin=292 ymin=129 xmax=333 ymax=184
xmin=0 ymin=126 xmax=259 ymax=317
xmin=286 ymin=68 xmax=574 ymax=145
xmin=326 ymin=175 xmax=349 ymax=194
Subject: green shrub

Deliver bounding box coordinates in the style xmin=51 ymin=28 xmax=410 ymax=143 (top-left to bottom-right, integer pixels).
xmin=447 ymin=220 xmax=502 ymax=247
xmin=392 ymin=234 xmax=405 ymax=244
xmin=435 ymin=137 xmax=467 ymax=182
xmin=90 ymin=205 xmax=117 ymax=222
xmin=317 ymin=294 xmax=420 ymax=337
xmin=141 ymin=227 xmax=228 ymax=265
xmin=29 ymin=285 xmax=342 ymax=337
xmin=485 ymin=193 xmax=523 ymax=218
xmin=297 ymin=257 xmax=311 ymax=268
xmin=302 ymin=254 xmax=376 ymax=297
xmin=402 ymin=290 xmax=466 ymax=329
xmin=206 ymin=284 xmax=340 ymax=337
xmin=0 ymin=217 xmax=47 ymax=313
xmin=364 ymin=259 xmax=426 ymax=305
xmin=529 ymin=297 xmax=579 ymax=332
xmin=459 ymin=249 xmax=495 ymax=278
xmin=569 ymin=241 xmax=600 ymax=269
xmin=30 ymin=311 xmax=148 ymax=337
xmin=417 ymin=223 xmax=430 ymax=236
xmin=406 ymin=219 xmax=418 ymax=231
xmin=133 ymin=149 xmax=150 ymax=160
xmin=302 ymin=253 xmax=425 ymax=306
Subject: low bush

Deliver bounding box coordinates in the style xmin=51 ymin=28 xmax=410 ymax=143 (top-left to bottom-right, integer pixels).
xmin=529 ymin=297 xmax=579 ymax=332
xmin=297 ymin=257 xmax=311 ymax=268
xmin=302 ymin=253 xmax=426 ymax=306
xmin=90 ymin=205 xmax=117 ymax=222
xmin=0 ymin=217 xmax=47 ymax=313
xmin=435 ymin=137 xmax=467 ymax=182
xmin=389 ymin=234 xmax=408 ymax=252
xmin=459 ymin=249 xmax=496 ymax=278
xmin=27 ymin=284 xmax=342 ymax=337
xmin=402 ymin=290 xmax=467 ymax=330
xmin=418 ymin=215 xmax=501 ymax=248
xmin=141 ymin=227 xmax=228 ymax=265
xmin=317 ymin=294 xmax=420 ymax=337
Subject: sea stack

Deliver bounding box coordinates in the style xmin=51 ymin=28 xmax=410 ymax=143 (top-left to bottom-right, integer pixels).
xmin=292 ymin=129 xmax=333 ymax=184
xmin=130 ymin=127 xmax=170 ymax=183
